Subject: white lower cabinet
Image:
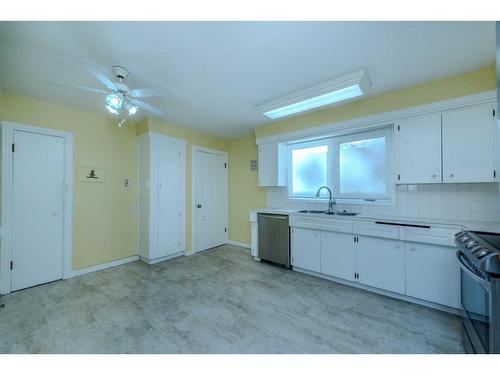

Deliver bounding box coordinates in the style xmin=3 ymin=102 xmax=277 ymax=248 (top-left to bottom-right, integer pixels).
xmin=320 ymin=231 xmax=355 ymax=281
xmin=291 ymin=227 xmax=321 ymax=273
xmin=290 ymin=223 xmax=460 ymax=310
xmin=356 ymin=236 xmax=405 ymax=294
xmin=405 ymin=242 xmax=460 ymax=309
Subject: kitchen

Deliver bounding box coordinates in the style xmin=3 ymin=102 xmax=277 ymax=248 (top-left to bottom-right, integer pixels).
xmin=1 ymin=17 xmax=500 ymax=368
xmin=249 ymin=27 xmax=500 ymax=354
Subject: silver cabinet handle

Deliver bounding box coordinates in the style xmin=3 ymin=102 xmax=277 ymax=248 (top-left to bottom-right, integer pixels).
xmin=197 ymin=204 xmax=202 ymax=208
xmin=449 ymin=173 xmax=454 ymax=178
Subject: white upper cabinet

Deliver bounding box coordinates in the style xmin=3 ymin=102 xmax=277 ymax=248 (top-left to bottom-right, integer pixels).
xmin=442 ymin=103 xmax=497 ymax=183
xmin=396 ymin=112 xmax=442 ymax=184
xmin=258 ymin=142 xmax=286 ymax=187
xmin=291 ymin=227 xmax=321 ymax=273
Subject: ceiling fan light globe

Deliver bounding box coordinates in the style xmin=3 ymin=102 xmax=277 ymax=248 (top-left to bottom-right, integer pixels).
xmin=128 ymin=106 xmax=138 ymax=115
xmin=105 ymin=93 xmax=123 ymax=110
xmin=105 ymin=104 xmax=119 ymax=115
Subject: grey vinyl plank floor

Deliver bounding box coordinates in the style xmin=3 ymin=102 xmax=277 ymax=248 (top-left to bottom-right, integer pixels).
xmin=0 ymin=245 xmax=464 ymax=353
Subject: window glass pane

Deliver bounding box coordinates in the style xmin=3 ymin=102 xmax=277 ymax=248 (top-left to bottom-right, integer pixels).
xmin=339 ymin=136 xmax=386 ymax=196
xmin=292 ymin=145 xmax=328 ymax=197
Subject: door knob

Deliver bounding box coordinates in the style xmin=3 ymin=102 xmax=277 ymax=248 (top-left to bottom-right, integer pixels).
xmin=197 ymin=204 xmax=202 ymax=208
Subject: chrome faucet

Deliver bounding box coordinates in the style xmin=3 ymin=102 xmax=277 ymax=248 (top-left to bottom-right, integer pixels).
xmin=316 ymin=186 xmax=336 ymax=213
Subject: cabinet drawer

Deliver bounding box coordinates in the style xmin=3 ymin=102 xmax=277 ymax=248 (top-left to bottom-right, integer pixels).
xmin=401 ymin=226 xmax=458 ymax=247
xmin=290 ymin=215 xmax=354 ymax=234
xmin=356 ymin=222 xmax=400 ymax=240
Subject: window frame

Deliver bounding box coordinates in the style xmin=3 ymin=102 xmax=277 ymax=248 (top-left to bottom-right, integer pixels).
xmin=286 ymin=126 xmax=394 ymax=204
xmin=286 ymin=138 xmax=333 ymax=199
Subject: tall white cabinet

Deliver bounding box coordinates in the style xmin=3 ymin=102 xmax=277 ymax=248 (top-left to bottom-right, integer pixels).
xmin=138 ymin=133 xmax=186 ymax=264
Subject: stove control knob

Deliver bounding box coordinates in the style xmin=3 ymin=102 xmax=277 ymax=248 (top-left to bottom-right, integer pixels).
xmin=475 ymin=249 xmax=490 ymax=258
xmin=466 ymin=240 xmax=477 ymax=249
xmin=459 ymin=236 xmax=470 ymax=243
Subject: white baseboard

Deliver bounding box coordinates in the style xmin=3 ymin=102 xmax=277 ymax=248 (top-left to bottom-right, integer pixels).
xmin=68 ymin=255 xmax=140 ymax=278
xmin=293 ymin=266 xmax=461 ymax=316
xmin=140 ymin=251 xmax=184 ymax=265
xmin=227 ymin=240 xmax=251 ymax=249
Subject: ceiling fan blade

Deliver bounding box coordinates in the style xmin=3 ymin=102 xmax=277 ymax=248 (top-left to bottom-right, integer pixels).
xmin=49 ymin=81 xmax=108 ymax=95
xmin=129 ymin=88 xmax=168 ymax=98
xmin=132 ymin=99 xmax=167 ymax=118
xmin=78 ymin=59 xmax=117 ymax=91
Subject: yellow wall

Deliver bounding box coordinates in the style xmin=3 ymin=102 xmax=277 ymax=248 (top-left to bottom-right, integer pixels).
xmin=222 ymin=66 xmax=497 ymax=246
xmin=0 ymin=92 xmax=137 ymax=270
xmin=227 ymin=134 xmax=267 ymax=244
xmin=0 ymin=65 xmax=495 ymax=266
xmin=254 ymin=65 xmax=496 ymax=139
xmin=135 ymin=117 xmax=229 ymax=251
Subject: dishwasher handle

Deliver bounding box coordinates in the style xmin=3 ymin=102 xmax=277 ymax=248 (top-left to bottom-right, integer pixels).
xmin=258 ymin=214 xmax=288 ymax=220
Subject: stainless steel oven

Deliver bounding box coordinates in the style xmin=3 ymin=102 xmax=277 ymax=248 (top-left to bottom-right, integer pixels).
xmin=455 ymin=230 xmax=500 ymax=354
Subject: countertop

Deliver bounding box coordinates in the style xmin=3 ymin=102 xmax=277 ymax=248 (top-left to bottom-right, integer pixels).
xmin=249 ymin=208 xmax=500 ymax=233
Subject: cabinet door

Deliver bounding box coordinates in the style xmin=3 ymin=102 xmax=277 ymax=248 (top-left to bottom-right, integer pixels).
xmin=406 ymin=243 xmax=460 ymax=308
xmin=442 ymin=103 xmax=497 ymax=183
xmin=157 ymin=142 xmax=184 ymax=258
xmin=258 ymin=143 xmax=286 ymax=187
xmin=291 ymin=227 xmax=321 ymax=272
xmin=395 ymin=113 xmax=442 ymax=184
xmin=321 ymin=231 xmax=355 ymax=281
xmin=356 ymin=236 xmax=405 ymax=294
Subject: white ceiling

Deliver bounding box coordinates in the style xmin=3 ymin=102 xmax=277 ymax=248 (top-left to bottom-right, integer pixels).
xmin=0 ymin=21 xmax=495 ymax=138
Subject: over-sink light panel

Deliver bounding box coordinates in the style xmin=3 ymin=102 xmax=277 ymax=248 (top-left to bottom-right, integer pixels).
xmin=257 ymin=69 xmax=371 ymax=120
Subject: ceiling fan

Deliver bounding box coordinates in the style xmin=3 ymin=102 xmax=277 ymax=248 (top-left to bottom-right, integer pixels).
xmin=50 ymin=59 xmax=167 ymax=127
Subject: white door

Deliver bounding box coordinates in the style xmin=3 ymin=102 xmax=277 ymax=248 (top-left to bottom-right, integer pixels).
xmin=194 ymin=149 xmax=228 ymax=252
xmin=442 ymin=103 xmax=497 ymax=183
xmin=157 ymin=142 xmax=184 ymax=257
xmin=320 ymin=231 xmax=355 ymax=281
xmin=406 ymin=243 xmax=460 ymax=308
xmin=291 ymin=227 xmax=321 ymax=272
xmin=395 ymin=113 xmax=442 ymax=184
xmin=356 ymin=236 xmax=405 ymax=294
xmin=11 ymin=130 xmax=65 ymax=291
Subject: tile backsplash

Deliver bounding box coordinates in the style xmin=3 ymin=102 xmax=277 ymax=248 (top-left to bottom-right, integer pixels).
xmin=267 ymin=183 xmax=500 ymax=223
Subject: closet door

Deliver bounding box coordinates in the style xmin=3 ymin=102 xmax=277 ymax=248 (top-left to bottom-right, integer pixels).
xmin=157 ymin=142 xmax=184 ymax=257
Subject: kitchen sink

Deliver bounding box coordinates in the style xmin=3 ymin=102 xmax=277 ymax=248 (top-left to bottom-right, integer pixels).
xmin=335 ymin=210 xmax=358 ymax=216
xmin=297 ymin=209 xmax=358 ymax=216
xmin=297 ymin=210 xmax=327 ymax=214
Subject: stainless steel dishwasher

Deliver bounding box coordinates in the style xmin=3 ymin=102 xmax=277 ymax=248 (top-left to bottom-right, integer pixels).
xmin=257 ymin=213 xmax=290 ymax=267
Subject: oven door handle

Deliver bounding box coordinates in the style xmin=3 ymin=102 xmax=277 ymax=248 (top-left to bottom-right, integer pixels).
xmin=456 ymin=251 xmax=490 ymax=290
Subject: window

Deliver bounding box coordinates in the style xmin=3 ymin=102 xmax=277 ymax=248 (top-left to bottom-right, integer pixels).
xmin=287 ymin=127 xmax=393 ymax=202
xmin=290 ymin=143 xmax=329 ymax=198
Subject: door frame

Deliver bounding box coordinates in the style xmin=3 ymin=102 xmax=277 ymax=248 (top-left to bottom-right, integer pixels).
xmin=191 ymin=146 xmax=228 ymax=253
xmin=0 ymin=121 xmax=73 ymax=295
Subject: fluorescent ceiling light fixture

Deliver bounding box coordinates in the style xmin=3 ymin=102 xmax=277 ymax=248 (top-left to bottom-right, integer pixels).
xmin=257 ymin=69 xmax=371 ymax=120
